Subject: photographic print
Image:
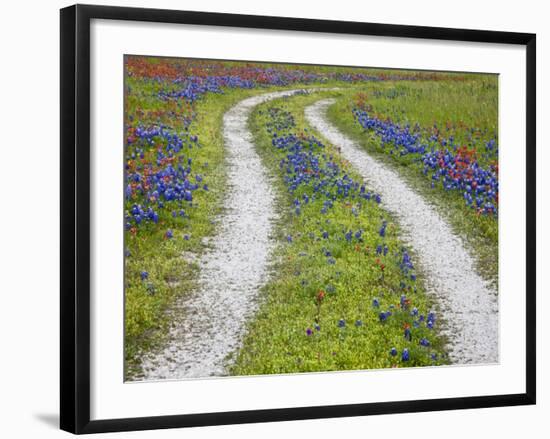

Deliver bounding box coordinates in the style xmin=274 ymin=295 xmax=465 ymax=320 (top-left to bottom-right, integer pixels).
xmin=123 ymin=55 xmax=499 ymax=382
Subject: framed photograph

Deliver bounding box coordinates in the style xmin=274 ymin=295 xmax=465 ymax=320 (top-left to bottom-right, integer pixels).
xmin=60 ymin=4 xmax=536 ymax=434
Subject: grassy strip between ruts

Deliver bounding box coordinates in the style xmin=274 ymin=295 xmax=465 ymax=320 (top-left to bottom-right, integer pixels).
xmin=230 ymin=90 xmax=448 ymax=376
xmin=324 ymin=82 xmax=498 ymax=287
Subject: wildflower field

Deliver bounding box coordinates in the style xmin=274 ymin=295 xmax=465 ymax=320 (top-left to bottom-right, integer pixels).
xmin=124 ymin=56 xmax=498 ymax=380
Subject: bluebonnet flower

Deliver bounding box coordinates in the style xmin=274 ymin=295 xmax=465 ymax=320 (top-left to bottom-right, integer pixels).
xmin=355 ymin=319 xmax=363 ymax=327
xmin=427 ymin=312 xmax=436 ymax=329
xmin=390 ymin=347 xmax=398 ymax=356
xmin=140 ymin=271 xmax=148 ymax=281
xmin=338 ymin=319 xmax=346 ymax=328
xmin=372 ymin=298 xmax=380 ymax=308
xmin=402 ymin=348 xmax=410 ymax=361
xmin=420 ymin=338 xmax=430 ymax=347
xmin=345 ymin=230 xmax=353 ymax=243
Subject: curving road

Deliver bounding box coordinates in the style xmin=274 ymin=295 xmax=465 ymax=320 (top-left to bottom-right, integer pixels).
xmin=139 ymin=89 xmax=309 ymax=380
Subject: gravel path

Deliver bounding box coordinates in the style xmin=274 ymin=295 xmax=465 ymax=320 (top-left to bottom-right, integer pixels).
xmin=305 ymin=99 xmax=499 ymax=365
xmin=139 ymin=89 xmax=308 ymax=381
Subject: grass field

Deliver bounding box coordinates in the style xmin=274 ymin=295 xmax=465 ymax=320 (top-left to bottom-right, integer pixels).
xmin=123 ymin=56 xmax=498 ymax=380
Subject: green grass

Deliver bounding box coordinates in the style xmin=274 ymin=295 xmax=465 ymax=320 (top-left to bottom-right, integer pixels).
xmin=230 ymin=90 xmax=448 ymax=375
xmin=124 ymin=72 xmax=497 ymax=378
xmin=324 ymin=82 xmax=499 ymax=286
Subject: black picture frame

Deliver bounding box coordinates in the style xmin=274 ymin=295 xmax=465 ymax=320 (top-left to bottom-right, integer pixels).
xmin=60 ymin=3 xmax=536 ymax=434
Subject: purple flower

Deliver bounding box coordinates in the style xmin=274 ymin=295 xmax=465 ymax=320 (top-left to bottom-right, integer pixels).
xmin=427 ymin=312 xmax=436 ymax=329
xmin=420 ymin=338 xmax=430 ymax=347
xmin=402 ymin=348 xmax=410 ymax=361
xmin=306 ymin=328 xmax=313 ymax=336
xmin=345 ymin=230 xmax=353 ymax=242
xmin=165 ymin=229 xmax=173 ymax=239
